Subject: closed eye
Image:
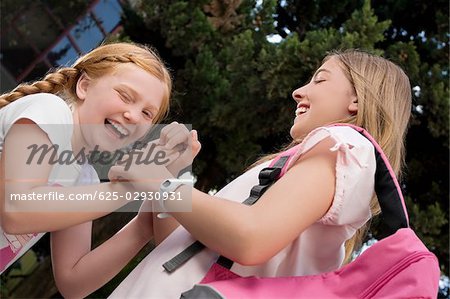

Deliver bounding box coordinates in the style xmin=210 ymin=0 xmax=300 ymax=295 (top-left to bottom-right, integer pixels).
xmin=142 ymin=110 xmax=154 ymax=120
xmin=118 ymin=91 xmax=133 ymax=103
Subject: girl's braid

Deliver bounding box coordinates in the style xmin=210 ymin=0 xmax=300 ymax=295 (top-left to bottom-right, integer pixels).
xmin=0 ymin=51 xmax=163 ymax=108
xmin=0 ymin=67 xmax=79 ymax=108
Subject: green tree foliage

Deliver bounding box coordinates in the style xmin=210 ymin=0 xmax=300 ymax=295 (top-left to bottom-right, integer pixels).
xmin=2 ymin=1 xmax=447 ymax=297
xmin=121 ymin=0 xmax=448 ymax=276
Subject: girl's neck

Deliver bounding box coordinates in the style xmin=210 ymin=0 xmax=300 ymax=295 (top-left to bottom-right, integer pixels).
xmin=71 ymin=108 xmax=87 ymax=159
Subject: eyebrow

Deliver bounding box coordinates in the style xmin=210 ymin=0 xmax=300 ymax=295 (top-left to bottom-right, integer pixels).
xmin=312 ymin=68 xmax=331 ymax=79
xmin=118 ymin=84 xmax=159 ymax=113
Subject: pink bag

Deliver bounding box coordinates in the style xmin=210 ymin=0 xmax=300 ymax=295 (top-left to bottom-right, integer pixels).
xmin=173 ymin=125 xmax=440 ymax=298
xmin=182 ymin=228 xmax=438 ymax=298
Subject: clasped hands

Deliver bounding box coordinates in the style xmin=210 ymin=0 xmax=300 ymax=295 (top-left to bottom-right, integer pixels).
xmin=108 ymin=122 xmax=201 ymax=192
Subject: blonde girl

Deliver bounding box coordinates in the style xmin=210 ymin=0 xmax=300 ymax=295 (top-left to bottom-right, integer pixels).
xmin=108 ymin=49 xmax=412 ymax=298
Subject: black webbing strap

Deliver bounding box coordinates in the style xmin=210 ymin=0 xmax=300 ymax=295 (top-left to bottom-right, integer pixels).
xmin=162 ymin=156 xmax=290 ymax=273
xmin=348 ymin=129 xmax=408 ymax=235
xmin=162 ymin=241 xmax=206 ymax=273
xmin=372 ymin=144 xmax=408 ymax=234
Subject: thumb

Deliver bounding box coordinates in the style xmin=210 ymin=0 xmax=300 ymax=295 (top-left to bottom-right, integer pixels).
xmin=191 ymin=130 xmax=201 ymax=157
xmin=191 ymin=130 xmax=198 ymax=142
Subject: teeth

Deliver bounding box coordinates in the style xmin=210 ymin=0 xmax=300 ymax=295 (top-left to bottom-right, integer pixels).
xmin=295 ymin=106 xmax=309 ymax=116
xmin=107 ymin=119 xmax=129 ymax=137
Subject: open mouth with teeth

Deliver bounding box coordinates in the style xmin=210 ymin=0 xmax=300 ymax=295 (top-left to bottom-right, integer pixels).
xmin=295 ymin=105 xmax=310 ymax=117
xmin=105 ymin=119 xmax=130 ymax=139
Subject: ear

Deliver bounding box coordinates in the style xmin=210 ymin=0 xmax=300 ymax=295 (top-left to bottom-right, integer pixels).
xmin=348 ymin=96 xmax=358 ymax=114
xmin=75 ymin=73 xmax=90 ymax=101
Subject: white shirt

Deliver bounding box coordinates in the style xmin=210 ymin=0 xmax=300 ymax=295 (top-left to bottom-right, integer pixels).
xmin=0 ymin=93 xmax=99 ymax=273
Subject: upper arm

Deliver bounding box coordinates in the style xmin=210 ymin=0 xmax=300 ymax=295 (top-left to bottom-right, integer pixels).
xmin=1 ymin=119 xmax=54 ymax=230
xmin=244 ymin=137 xmax=337 ymax=263
xmin=3 ymin=118 xmax=54 ymax=191
xmin=1 ymin=94 xmax=72 ymax=198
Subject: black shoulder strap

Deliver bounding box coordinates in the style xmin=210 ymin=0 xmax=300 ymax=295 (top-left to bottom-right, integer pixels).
xmin=371 ymin=139 xmax=409 ymax=234
xmin=162 ymin=156 xmax=290 ymax=273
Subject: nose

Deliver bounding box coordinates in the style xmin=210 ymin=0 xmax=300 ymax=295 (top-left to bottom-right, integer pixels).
xmin=292 ymin=85 xmax=307 ymax=102
xmin=123 ymin=108 xmax=141 ymax=124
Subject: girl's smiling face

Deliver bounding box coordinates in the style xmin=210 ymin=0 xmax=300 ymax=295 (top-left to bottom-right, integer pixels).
xmin=290 ymin=57 xmax=358 ymax=140
xmin=73 ymin=63 xmax=165 ymax=152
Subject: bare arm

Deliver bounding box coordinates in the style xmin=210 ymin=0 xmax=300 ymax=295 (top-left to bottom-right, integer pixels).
xmin=168 ymin=137 xmax=337 ymax=265
xmin=51 ymin=213 xmax=153 ymax=299
xmin=1 ymin=120 xmax=130 ymax=234
xmin=152 ymin=211 xmax=180 ymax=245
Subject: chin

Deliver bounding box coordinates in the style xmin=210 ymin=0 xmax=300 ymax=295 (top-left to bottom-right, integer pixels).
xmin=290 ymin=122 xmax=317 ymax=141
xmin=289 ymin=124 xmax=303 ymax=141
xmin=89 ymin=140 xmax=121 ymax=153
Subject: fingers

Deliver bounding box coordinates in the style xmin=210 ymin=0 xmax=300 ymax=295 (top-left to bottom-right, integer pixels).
xmin=170 ymin=129 xmax=201 ymax=162
xmin=154 ymin=124 xmax=201 ymax=177
xmin=158 ymin=122 xmax=179 ymax=145
xmin=109 ymin=146 xmax=180 ymax=182
xmin=159 ymin=122 xmax=190 ymax=150
xmin=120 ymin=144 xmax=178 ymax=164
xmin=158 ymin=123 xmax=201 ymax=154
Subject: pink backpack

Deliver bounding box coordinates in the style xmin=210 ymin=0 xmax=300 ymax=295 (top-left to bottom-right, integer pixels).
xmin=167 ymin=125 xmax=440 ymax=298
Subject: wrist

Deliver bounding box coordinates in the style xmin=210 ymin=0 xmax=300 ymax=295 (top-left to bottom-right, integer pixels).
xmin=157 ymin=172 xmax=194 ymax=219
xmin=134 ymin=167 xmax=174 ymax=193
xmin=177 ymin=166 xmax=192 ymax=178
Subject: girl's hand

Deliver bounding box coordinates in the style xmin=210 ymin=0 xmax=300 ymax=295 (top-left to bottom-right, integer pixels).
xmin=108 ymin=142 xmax=178 ymax=192
xmin=157 ymin=122 xmax=201 ymax=176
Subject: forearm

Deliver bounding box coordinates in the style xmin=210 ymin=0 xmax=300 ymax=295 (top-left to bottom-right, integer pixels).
xmin=152 ymin=213 xmax=180 ymax=245
xmin=54 ymin=216 xmax=152 ymax=299
xmin=169 ymin=147 xmax=337 ymax=265
xmin=168 ymin=187 xmax=258 ymax=263
xmin=2 ymin=182 xmax=131 ymax=234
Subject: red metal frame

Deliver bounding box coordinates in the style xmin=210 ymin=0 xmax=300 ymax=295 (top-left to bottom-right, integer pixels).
xmin=2 ymin=0 xmax=123 ymax=82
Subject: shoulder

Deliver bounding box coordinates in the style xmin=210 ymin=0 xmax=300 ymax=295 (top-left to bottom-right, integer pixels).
xmin=279 ymin=125 xmax=376 ymax=227
xmin=286 ymin=126 xmax=375 ymax=171
xmin=0 ymin=93 xmax=74 ymax=152
xmin=8 ymin=93 xmax=70 ymax=114
xmin=1 ymin=93 xmax=72 ymax=125
xmin=304 ymin=126 xmax=373 ymax=152
xmin=322 ymin=126 xmax=374 ymax=149
xmin=304 ymin=126 xmax=376 ymax=226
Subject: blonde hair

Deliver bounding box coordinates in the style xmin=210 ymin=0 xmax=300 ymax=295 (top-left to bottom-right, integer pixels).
xmin=327 ymin=49 xmax=412 ymax=263
xmin=0 ymin=42 xmax=172 ymax=123
xmin=254 ymin=49 xmax=412 ymax=263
